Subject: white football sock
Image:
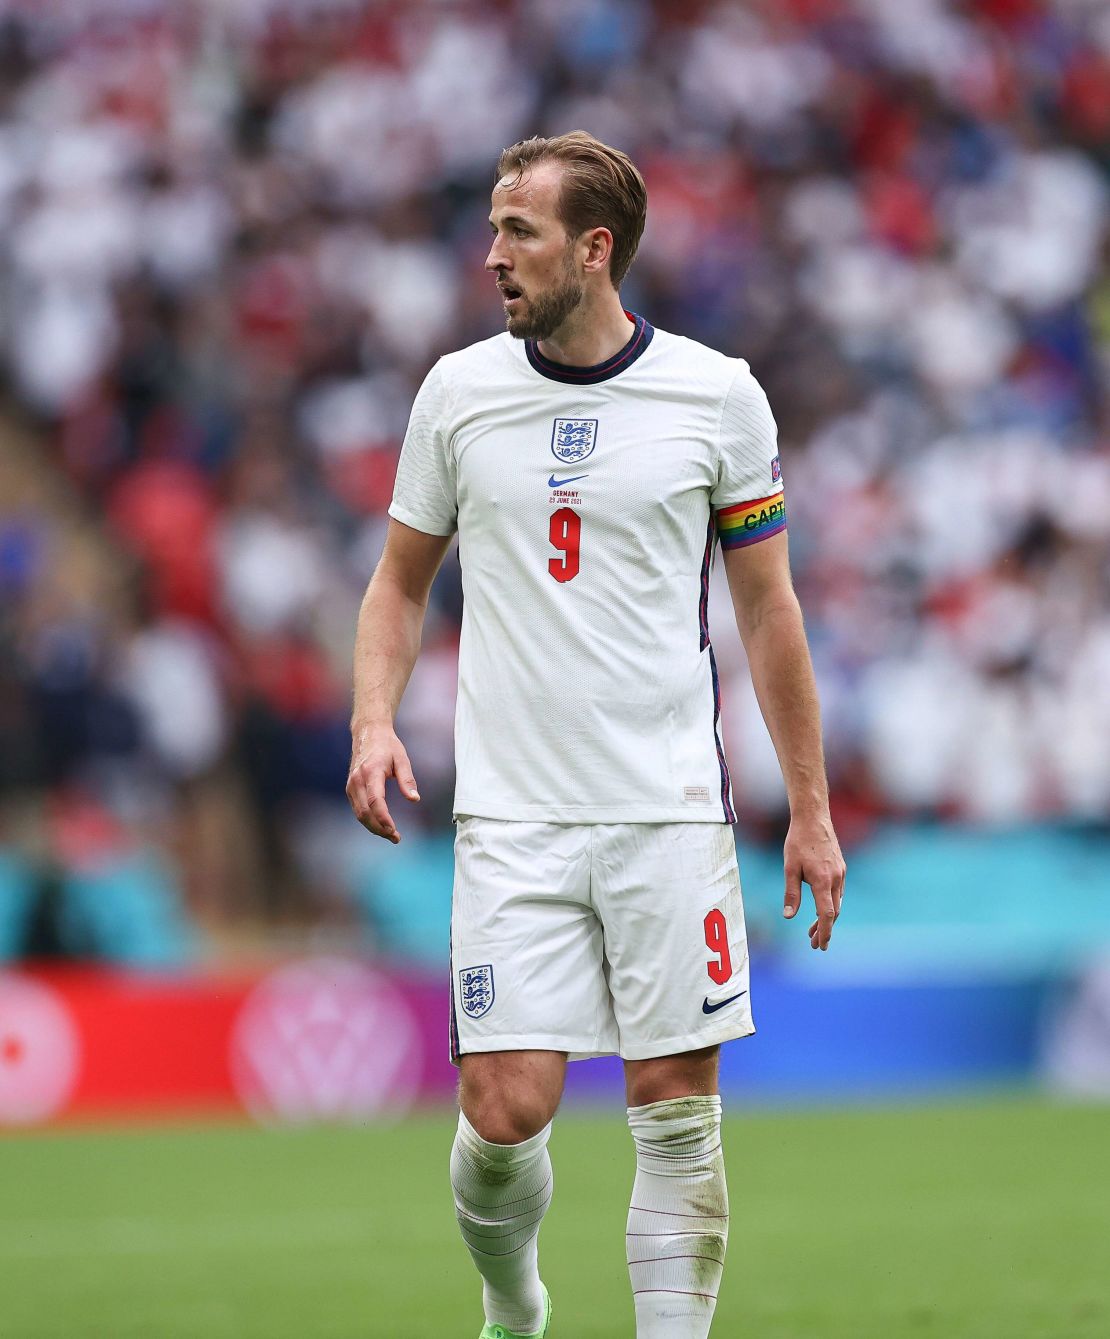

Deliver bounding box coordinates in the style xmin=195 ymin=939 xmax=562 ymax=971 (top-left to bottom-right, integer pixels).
xmin=451 ymin=1110 xmax=552 ymax=1334
xmin=626 ymin=1095 xmax=728 ymax=1338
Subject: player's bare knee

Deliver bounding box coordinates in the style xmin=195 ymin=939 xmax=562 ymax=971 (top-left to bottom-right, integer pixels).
xmin=461 ymin=1088 xmax=555 ymax=1144
xmin=458 ymin=1055 xmax=561 ymax=1144
xmin=466 ymin=1107 xmax=548 ymax=1146
xmin=626 ymin=1046 xmax=719 ymax=1108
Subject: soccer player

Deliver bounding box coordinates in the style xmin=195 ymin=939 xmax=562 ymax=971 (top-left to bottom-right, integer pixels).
xmin=347 ymin=132 xmax=846 ymax=1339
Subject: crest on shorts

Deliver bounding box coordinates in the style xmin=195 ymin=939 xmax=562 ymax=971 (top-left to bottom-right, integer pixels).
xmin=458 ymin=964 xmax=495 ymax=1019
xmin=551 ymin=418 xmax=598 ymax=463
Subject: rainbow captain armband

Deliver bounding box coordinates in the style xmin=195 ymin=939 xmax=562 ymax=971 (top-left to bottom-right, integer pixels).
xmin=716 ymin=492 xmax=786 ymax=549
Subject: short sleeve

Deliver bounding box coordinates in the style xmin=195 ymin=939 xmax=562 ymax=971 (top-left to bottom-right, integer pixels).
xmin=711 ymin=363 xmax=786 ymax=551
xmin=388 ymin=361 xmax=458 ymax=536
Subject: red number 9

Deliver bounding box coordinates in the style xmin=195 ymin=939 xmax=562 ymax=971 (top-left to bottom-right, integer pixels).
xmin=548 ymin=507 xmax=581 ymax=583
xmin=704 ymin=909 xmax=733 ymax=985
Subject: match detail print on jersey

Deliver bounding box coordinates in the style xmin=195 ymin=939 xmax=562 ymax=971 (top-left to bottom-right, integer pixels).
xmin=716 ymin=492 xmax=786 ymax=549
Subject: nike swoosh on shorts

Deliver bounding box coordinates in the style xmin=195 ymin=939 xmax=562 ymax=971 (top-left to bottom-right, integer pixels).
xmin=702 ymin=990 xmax=748 ymax=1015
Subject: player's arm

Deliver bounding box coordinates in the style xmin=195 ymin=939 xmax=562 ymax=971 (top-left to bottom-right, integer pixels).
xmin=347 ymin=519 xmax=452 ymax=843
xmin=722 ymin=532 xmax=846 ymax=949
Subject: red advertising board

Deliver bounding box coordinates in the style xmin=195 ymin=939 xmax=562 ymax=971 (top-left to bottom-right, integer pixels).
xmin=0 ymin=961 xmax=458 ymax=1127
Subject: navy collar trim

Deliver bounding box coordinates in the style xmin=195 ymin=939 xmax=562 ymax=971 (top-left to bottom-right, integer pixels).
xmin=525 ymin=312 xmax=653 ymax=385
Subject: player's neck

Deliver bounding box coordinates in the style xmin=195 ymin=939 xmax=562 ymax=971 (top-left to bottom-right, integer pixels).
xmin=535 ymin=291 xmax=634 ymax=369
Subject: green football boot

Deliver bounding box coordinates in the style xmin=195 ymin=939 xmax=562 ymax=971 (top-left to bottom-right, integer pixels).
xmin=479 ymin=1286 xmax=551 ymax=1339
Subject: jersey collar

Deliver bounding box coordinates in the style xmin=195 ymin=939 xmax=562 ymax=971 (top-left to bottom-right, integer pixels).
xmin=525 ymin=311 xmax=654 ymax=385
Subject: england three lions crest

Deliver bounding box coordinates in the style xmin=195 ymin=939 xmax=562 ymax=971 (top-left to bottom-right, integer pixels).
xmin=458 ymin=964 xmax=495 ymax=1019
xmin=551 ymin=418 xmax=598 ymax=463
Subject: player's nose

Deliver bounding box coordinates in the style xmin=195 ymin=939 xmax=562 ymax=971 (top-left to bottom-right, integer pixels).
xmin=485 ymin=237 xmax=510 ymax=273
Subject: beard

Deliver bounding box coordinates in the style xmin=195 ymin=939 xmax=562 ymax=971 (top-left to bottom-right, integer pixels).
xmin=504 ymin=255 xmax=584 ymax=341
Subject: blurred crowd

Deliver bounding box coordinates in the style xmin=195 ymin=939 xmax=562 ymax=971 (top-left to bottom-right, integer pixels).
xmin=0 ymin=0 xmax=1108 ymax=943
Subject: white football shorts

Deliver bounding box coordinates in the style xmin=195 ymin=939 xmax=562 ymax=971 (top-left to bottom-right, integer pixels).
xmin=449 ymin=818 xmax=754 ymax=1063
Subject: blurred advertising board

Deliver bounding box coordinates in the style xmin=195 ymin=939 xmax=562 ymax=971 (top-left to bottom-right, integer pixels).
xmin=0 ymin=960 xmax=458 ymax=1127
xmin=0 ymin=957 xmax=1062 ymax=1128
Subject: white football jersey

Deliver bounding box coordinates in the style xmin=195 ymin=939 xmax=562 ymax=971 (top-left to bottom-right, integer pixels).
xmin=389 ymin=314 xmax=785 ymax=823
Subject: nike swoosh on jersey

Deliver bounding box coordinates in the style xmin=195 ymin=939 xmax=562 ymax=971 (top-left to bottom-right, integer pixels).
xmin=701 ymin=990 xmax=748 ymax=1015
xmin=548 ymin=473 xmax=588 ymax=487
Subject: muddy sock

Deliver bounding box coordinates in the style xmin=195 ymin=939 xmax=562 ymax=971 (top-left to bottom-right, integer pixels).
xmin=626 ymin=1095 xmax=728 ymax=1338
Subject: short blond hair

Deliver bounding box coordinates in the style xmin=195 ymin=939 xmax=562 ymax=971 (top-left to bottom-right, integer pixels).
xmin=496 ymin=131 xmax=647 ymax=289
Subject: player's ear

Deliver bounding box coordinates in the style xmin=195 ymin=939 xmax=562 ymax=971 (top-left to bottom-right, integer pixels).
xmin=581 ymin=226 xmax=614 ymax=276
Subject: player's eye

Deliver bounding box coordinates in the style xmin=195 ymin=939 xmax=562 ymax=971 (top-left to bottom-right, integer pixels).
xmin=513 ymin=227 xmax=530 ymax=238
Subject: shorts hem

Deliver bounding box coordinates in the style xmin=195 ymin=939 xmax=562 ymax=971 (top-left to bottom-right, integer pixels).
xmin=619 ymin=1020 xmax=756 ymax=1062
xmin=451 ymin=1023 xmax=755 ymax=1067
xmin=451 ymin=1034 xmax=618 ymax=1067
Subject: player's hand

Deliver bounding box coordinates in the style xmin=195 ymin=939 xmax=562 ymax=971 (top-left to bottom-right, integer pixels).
xmin=782 ymin=810 xmax=845 ymax=951
xmin=346 ymin=724 xmax=420 ymax=844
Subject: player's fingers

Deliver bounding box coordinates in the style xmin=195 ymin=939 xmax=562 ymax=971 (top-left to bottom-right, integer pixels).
xmin=808 ymin=918 xmax=835 ymax=950
xmin=345 ymin=769 xmax=365 ymax=819
xmin=832 ymin=860 xmax=847 ymax=917
xmin=812 ymin=885 xmax=837 ymax=950
xmin=366 ymin=791 xmax=400 ymax=843
xmin=346 ymin=769 xmax=376 ymax=830
xmin=784 ymin=856 xmax=803 ymax=920
xmin=348 ymin=765 xmax=400 ymax=843
xmin=394 ymin=747 xmax=421 ymax=803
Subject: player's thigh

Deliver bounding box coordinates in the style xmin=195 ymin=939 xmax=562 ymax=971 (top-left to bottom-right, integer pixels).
xmin=595 ymin=822 xmax=753 ymax=1061
xmin=451 ymin=818 xmax=616 ymax=1059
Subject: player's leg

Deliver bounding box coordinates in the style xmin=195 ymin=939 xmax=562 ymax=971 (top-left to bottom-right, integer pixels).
xmin=452 ymin=1050 xmax=565 ymax=1337
xmin=595 ymin=822 xmax=750 ymax=1338
xmin=460 ymin=1049 xmax=567 ymax=1144
xmin=624 ymin=1047 xmax=727 ymax=1339
xmin=450 ymin=818 xmax=618 ymax=1337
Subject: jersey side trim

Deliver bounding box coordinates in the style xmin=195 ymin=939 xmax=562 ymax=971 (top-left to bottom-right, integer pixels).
xmin=698 ymin=517 xmax=713 ymax=652
xmin=699 ymin=517 xmax=736 ymax=823
xmin=709 ymin=645 xmax=736 ymax=824
xmin=525 ymin=312 xmax=654 ymax=384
